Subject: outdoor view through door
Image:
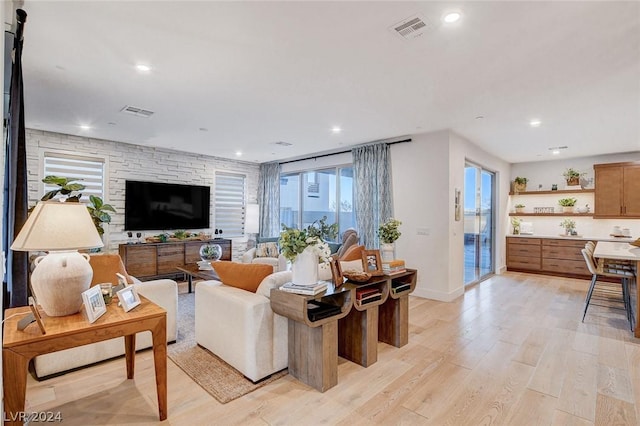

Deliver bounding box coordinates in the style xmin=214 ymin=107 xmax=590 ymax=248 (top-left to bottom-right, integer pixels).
xmin=464 ymin=163 xmax=495 ymax=285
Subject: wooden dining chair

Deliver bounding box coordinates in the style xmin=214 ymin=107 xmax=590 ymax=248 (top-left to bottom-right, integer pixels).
xmin=581 ymin=247 xmax=635 ymax=330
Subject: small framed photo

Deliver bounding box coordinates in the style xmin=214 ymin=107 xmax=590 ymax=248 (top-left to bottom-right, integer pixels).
xmin=362 ymin=249 xmax=383 ymax=276
xmin=330 ymin=258 xmax=344 ymax=287
xmin=82 ymin=286 xmax=107 ymax=324
xmin=26 ymin=296 xmax=46 ymax=334
xmin=117 ymin=285 xmax=141 ymax=312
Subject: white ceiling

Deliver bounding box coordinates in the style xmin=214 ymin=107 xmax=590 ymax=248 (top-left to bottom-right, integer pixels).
xmin=15 ymin=1 xmax=640 ymax=164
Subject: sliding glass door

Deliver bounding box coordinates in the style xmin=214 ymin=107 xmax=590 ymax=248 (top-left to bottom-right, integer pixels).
xmin=464 ymin=162 xmax=495 ymax=285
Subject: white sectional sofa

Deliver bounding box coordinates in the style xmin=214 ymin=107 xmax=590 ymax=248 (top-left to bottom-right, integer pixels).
xmin=33 ymin=278 xmax=178 ymax=379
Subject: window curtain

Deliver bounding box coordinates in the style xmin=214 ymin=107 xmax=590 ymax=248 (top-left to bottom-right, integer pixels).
xmin=3 ymin=9 xmax=29 ymax=309
xmin=257 ymin=162 xmax=280 ymax=238
xmin=352 ymin=143 xmax=393 ymax=248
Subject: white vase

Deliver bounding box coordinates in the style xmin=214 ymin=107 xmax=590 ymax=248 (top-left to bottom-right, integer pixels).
xmin=291 ymin=246 xmax=318 ymax=285
xmin=380 ymin=243 xmax=395 ymax=262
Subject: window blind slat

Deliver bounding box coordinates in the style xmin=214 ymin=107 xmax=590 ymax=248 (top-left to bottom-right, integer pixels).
xmin=214 ymin=171 xmax=247 ymax=237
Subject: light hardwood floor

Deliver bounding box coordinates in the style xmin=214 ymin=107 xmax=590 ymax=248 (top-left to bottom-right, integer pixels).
xmin=25 ymin=272 xmax=640 ymax=425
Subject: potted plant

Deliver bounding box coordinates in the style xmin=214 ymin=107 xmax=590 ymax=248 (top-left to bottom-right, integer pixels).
xmin=511 ymin=217 xmax=521 ymax=235
xmin=513 ymin=177 xmax=528 ymax=193
xmin=562 ymin=168 xmax=585 ymax=187
xmin=558 ymin=197 xmax=577 ymax=213
xmin=306 ymin=215 xmax=339 ymax=242
xmin=378 ymin=218 xmax=402 ymax=261
xmin=560 ymin=218 xmax=577 ymax=236
xmin=279 ymin=224 xmax=331 ymax=285
xmin=515 ymin=204 xmax=525 ymax=214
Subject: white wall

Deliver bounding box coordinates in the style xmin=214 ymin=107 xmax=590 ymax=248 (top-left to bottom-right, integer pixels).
xmin=25 ymin=129 xmax=260 ymax=260
xmin=511 ymin=152 xmax=640 ymax=238
xmin=391 ymin=130 xmax=511 ymax=301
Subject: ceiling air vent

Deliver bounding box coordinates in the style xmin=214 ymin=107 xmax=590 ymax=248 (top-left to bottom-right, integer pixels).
xmin=389 ymin=15 xmax=433 ymax=40
xmin=273 ymin=141 xmax=292 ymax=147
xmin=120 ymin=105 xmax=154 ymax=118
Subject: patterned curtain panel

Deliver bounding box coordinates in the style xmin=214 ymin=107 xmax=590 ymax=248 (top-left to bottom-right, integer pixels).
xmin=352 ymin=143 xmax=393 ymax=248
xmin=257 ymin=162 xmax=281 ymax=238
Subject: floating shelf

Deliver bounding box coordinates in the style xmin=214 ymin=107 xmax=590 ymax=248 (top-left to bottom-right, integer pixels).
xmin=508 ymin=213 xmax=594 ymax=217
xmin=509 ymin=189 xmax=595 ymax=196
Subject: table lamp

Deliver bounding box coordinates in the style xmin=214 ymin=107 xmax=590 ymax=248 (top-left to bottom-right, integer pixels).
xmin=11 ymin=201 xmax=104 ymax=316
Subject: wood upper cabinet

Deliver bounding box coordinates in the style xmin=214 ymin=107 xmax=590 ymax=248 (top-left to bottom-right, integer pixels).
xmin=594 ymin=161 xmax=640 ymax=218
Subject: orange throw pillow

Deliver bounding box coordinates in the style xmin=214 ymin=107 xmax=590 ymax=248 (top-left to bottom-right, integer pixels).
xmin=212 ymin=261 xmax=273 ymax=293
xmin=89 ymin=254 xmax=133 ymax=286
xmin=340 ymin=244 xmax=365 ymax=261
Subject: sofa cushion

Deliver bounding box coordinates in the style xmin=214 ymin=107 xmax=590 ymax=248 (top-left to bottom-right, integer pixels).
xmin=212 ymin=261 xmax=273 ymax=293
xmin=89 ymin=254 xmax=134 ymax=286
xmin=340 ymin=244 xmax=365 ymax=261
xmin=336 ymin=232 xmax=359 ymax=258
xmin=255 ymin=242 xmax=279 ymax=258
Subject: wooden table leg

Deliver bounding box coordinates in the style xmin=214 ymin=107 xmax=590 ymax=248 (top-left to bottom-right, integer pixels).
xmin=151 ymin=317 xmax=168 ymax=421
xmin=187 ymin=274 xmax=193 ymax=293
xmin=124 ymin=334 xmax=136 ymax=379
xmin=379 ymin=296 xmax=409 ymax=347
xmin=3 ymin=348 xmax=31 ymax=426
xmin=635 ymin=261 xmax=639 ymax=338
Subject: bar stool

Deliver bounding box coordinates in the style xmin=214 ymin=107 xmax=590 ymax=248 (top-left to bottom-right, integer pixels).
xmin=581 ymin=248 xmax=635 ymax=330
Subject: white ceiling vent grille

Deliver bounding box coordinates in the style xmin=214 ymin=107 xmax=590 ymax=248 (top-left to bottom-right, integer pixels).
xmin=389 ymin=15 xmax=433 ymax=40
xmin=273 ymin=141 xmax=292 ymax=146
xmin=121 ymin=105 xmax=154 ymax=118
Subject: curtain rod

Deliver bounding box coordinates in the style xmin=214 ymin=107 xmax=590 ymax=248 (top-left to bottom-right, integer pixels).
xmin=278 ymin=138 xmax=412 ymax=165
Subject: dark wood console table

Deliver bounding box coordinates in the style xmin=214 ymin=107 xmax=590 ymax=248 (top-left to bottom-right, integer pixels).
xmin=119 ymin=238 xmax=231 ymax=280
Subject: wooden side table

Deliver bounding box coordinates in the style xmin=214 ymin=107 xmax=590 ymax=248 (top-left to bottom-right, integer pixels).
xmin=2 ymin=296 xmax=167 ymax=426
xmin=270 ymin=283 xmax=352 ymax=392
xmin=378 ymin=269 xmax=417 ymax=347
xmin=338 ymin=277 xmax=389 ymax=367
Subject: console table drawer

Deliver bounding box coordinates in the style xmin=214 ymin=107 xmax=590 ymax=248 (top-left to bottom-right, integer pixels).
xmin=508 ymin=237 xmax=540 ymax=245
xmin=543 ymin=239 xmax=587 ymax=248
xmin=542 ymin=259 xmax=589 ymax=275
xmin=157 ymin=245 xmax=185 ymax=274
xmin=508 ymin=243 xmax=541 ymax=258
xmin=542 ymin=246 xmax=584 ymax=261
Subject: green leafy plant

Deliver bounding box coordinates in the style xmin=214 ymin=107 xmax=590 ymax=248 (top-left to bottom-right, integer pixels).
xmin=511 ymin=217 xmax=521 ymax=234
xmin=560 ymin=218 xmax=576 ymax=230
xmin=514 ymin=177 xmax=528 ymax=185
xmin=306 ymin=216 xmax=339 ymax=242
xmin=87 ymin=195 xmax=116 ymax=237
xmin=515 ymin=204 xmax=525 ymax=208
xmin=172 ymin=230 xmax=188 ymax=239
xmin=378 ymin=218 xmax=402 ymax=244
xmin=279 ymin=224 xmax=331 ymax=263
xmin=558 ymin=197 xmax=577 ymax=207
xmin=562 ymin=168 xmax=585 ymax=180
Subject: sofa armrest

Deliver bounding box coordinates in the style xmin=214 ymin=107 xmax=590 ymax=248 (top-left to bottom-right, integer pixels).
xmin=242 ymin=247 xmax=257 ymax=263
xmin=133 ymin=279 xmax=178 ymax=341
xmin=278 ymin=254 xmax=288 ymax=273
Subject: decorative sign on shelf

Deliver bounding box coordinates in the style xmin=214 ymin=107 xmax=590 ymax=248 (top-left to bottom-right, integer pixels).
xmin=533 ymin=207 xmax=555 ymax=213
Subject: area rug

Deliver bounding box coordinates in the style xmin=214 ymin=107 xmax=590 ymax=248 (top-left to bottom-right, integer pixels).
xmin=168 ymin=291 xmax=287 ymax=404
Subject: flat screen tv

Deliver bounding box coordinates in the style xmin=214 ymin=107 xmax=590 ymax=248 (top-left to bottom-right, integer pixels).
xmin=125 ymin=180 xmax=211 ymax=231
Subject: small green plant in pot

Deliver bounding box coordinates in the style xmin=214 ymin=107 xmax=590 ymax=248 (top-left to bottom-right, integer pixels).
xmin=515 ymin=204 xmax=525 ymax=213
xmin=560 ymin=218 xmax=577 ymax=236
xmin=562 ymin=168 xmax=585 ymax=186
xmin=558 ymin=197 xmax=577 ymax=213
xmin=513 ymin=177 xmax=528 ymax=193
xmin=511 ymin=217 xmax=522 ymax=235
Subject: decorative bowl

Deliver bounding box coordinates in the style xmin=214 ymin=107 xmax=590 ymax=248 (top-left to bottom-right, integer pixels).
xmin=343 ymin=271 xmax=372 ymax=282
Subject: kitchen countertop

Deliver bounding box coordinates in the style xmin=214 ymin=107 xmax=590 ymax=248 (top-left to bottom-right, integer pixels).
xmin=507 ymin=234 xmax=635 ymax=243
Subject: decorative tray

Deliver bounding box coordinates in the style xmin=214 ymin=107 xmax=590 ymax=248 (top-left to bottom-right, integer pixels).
xmin=630 ymin=239 xmax=640 ymax=248
xmin=343 ymin=271 xmax=372 ymax=283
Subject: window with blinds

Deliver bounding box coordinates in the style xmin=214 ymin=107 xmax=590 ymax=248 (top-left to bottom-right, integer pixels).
xmin=214 ymin=172 xmax=246 ymax=237
xmin=43 ymin=154 xmax=105 ymax=202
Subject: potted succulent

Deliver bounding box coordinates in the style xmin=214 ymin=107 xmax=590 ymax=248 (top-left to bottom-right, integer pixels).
xmin=279 ymin=224 xmax=331 ymax=285
xmin=513 ymin=177 xmax=528 ymax=193
xmin=558 ymin=197 xmax=577 ymax=213
xmin=515 ymin=204 xmax=525 ymax=214
xmin=562 ymin=168 xmax=585 ymax=187
xmin=378 ymin=218 xmax=402 ymax=261
xmin=560 ymin=218 xmax=577 ymax=236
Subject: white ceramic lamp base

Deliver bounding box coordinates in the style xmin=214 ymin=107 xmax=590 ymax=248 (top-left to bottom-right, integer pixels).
xmin=31 ymin=251 xmax=94 ymax=317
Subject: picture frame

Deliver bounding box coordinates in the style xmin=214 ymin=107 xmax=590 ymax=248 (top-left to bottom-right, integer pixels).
xmin=29 ymin=296 xmax=46 ymax=334
xmin=362 ymin=249 xmax=383 ymax=276
xmin=329 ymin=258 xmax=344 ymax=287
xmin=117 ymin=285 xmax=141 ymax=312
xmin=82 ymin=285 xmax=107 ymax=324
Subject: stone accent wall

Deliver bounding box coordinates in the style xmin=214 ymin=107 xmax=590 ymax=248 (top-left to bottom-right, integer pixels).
xmin=25 ymin=129 xmax=259 ymax=260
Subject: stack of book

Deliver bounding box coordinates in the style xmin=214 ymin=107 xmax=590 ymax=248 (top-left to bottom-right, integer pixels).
xmin=391 ymin=281 xmax=412 ymax=295
xmin=280 ymin=281 xmax=328 ymax=295
xmin=382 ymin=259 xmax=406 ymax=275
xmin=355 ymin=287 xmax=382 ymax=306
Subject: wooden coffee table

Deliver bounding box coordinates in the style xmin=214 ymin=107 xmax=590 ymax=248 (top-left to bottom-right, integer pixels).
xmin=3 ymin=295 xmax=167 ymax=425
xmin=176 ymin=263 xmax=220 ymax=293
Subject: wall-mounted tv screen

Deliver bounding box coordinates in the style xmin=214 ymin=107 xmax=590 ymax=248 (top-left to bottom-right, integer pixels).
xmin=125 ymin=180 xmax=211 ymax=231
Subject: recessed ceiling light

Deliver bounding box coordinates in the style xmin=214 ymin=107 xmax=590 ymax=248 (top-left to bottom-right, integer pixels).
xmin=475 ymin=115 xmax=484 ymax=120
xmin=331 ymin=126 xmax=342 ymax=134
xmin=551 ymin=150 xmax=560 ymax=155
xmin=443 ymin=11 xmax=462 ymax=24
xmin=79 ymin=125 xmax=91 ymax=130
xmin=135 ymin=64 xmax=151 ymax=72
xmin=235 ymin=151 xmax=242 ymax=157
xmin=529 ymin=119 xmax=542 ymax=127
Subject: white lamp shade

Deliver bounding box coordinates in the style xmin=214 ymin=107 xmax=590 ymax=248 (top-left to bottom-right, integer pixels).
xmin=11 ymin=201 xmax=104 ymax=251
xmin=245 ymin=204 xmax=260 ymax=234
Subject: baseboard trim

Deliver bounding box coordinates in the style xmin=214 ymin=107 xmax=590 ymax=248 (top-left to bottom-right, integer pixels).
xmin=413 ymin=286 xmax=464 ymax=302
